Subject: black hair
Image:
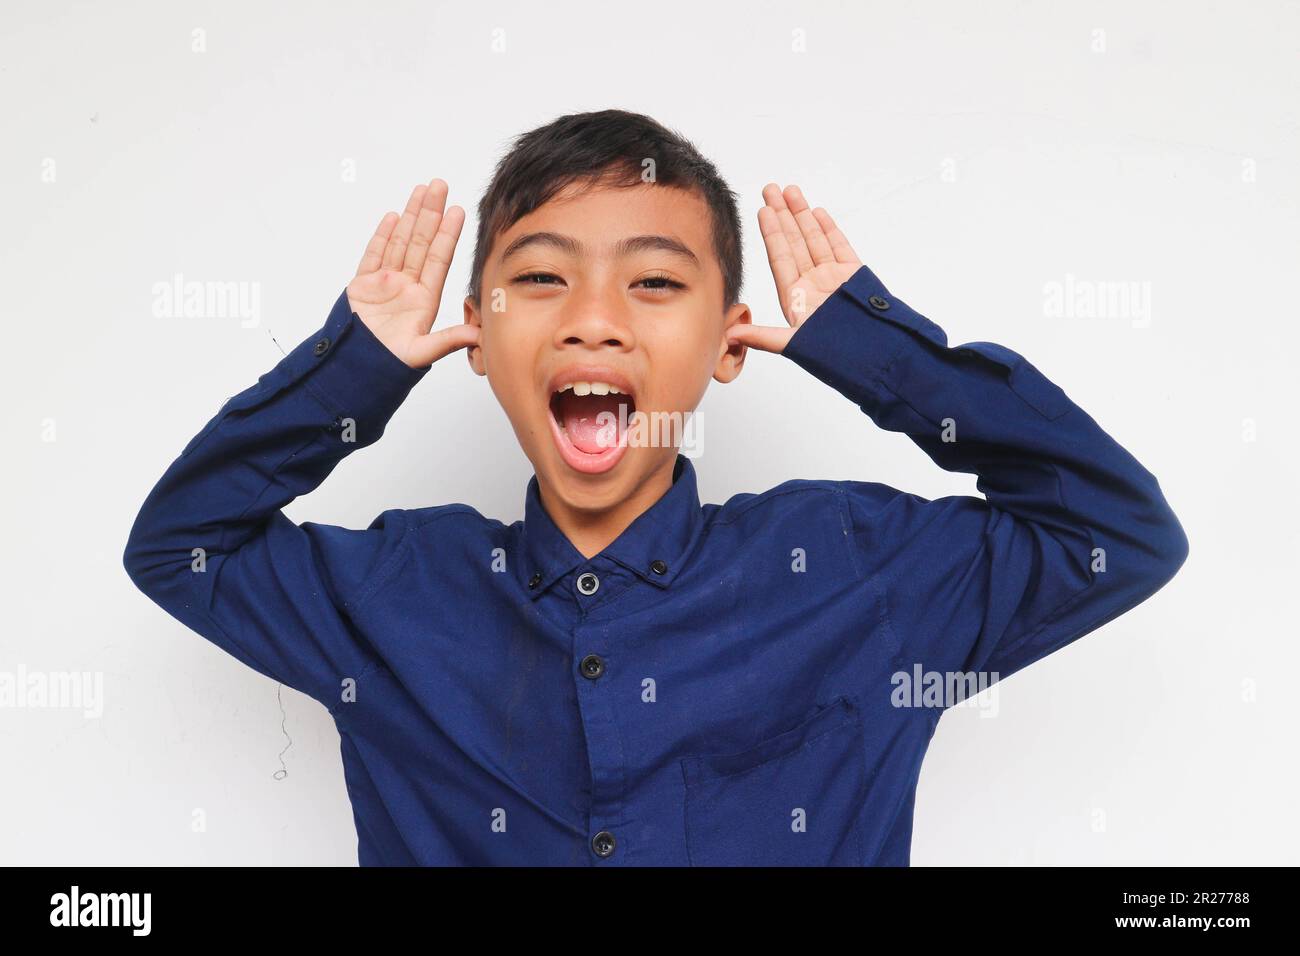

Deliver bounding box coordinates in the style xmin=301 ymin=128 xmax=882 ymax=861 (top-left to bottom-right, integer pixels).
xmin=466 ymin=109 xmax=743 ymax=310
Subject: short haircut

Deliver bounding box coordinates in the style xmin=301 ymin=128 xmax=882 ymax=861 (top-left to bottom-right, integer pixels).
xmin=466 ymin=109 xmax=743 ymax=310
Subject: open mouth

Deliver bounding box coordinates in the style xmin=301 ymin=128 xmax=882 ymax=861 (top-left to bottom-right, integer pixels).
xmin=547 ymin=376 xmax=637 ymax=475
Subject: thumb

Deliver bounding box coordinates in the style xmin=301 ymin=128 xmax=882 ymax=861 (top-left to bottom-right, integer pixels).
xmin=726 ymin=323 xmax=796 ymax=355
xmin=407 ymin=323 xmax=480 ymax=368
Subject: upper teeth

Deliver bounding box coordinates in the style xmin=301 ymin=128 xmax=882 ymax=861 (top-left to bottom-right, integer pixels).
xmin=556 ymin=381 xmax=624 ymax=396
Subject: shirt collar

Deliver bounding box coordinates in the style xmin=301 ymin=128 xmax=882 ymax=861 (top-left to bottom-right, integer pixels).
xmin=518 ymin=454 xmax=703 ymax=599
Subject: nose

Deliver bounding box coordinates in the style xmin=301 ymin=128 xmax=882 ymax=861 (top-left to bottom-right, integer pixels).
xmin=553 ymin=282 xmax=635 ymax=351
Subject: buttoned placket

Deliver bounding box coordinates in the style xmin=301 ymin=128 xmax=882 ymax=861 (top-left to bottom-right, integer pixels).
xmin=563 ymin=557 xmax=634 ymax=864
xmin=516 ymin=457 xmax=702 ymax=865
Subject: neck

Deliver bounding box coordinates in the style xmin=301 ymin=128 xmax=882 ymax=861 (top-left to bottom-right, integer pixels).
xmin=538 ymin=456 xmax=677 ymax=560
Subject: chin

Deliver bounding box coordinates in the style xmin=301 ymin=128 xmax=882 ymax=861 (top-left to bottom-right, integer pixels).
xmin=540 ymin=446 xmax=639 ymax=505
xmin=533 ymin=439 xmax=679 ymax=515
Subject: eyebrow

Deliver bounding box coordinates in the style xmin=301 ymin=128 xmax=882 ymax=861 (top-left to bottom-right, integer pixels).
xmin=499 ymin=231 xmax=700 ymax=267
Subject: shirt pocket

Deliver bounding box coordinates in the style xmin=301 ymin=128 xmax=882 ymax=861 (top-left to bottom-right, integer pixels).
xmin=679 ymin=694 xmax=867 ymax=866
xmin=953 ymin=340 xmax=1073 ymax=421
xmin=180 ymin=371 xmax=296 ymax=459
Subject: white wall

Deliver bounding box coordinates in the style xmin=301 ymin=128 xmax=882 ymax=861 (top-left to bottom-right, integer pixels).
xmin=3 ymin=0 xmax=1295 ymax=864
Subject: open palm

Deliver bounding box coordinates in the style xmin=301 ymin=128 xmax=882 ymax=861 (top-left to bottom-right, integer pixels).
xmin=728 ymin=183 xmax=863 ymax=354
xmin=346 ymin=178 xmax=478 ymax=370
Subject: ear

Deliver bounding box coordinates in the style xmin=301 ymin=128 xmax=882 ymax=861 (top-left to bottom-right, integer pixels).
xmin=463 ymin=295 xmax=486 ymax=376
xmin=713 ymin=301 xmax=751 ymax=384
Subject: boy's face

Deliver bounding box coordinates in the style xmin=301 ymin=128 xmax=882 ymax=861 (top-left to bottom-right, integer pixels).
xmin=463 ymin=180 xmax=751 ymax=515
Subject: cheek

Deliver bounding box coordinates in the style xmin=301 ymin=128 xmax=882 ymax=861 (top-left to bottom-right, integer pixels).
xmin=481 ymin=329 xmax=541 ymax=415
xmin=650 ymin=330 xmax=719 ymax=410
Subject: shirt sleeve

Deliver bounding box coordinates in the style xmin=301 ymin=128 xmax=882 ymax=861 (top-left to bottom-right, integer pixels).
xmin=122 ymin=288 xmax=430 ymax=712
xmin=781 ymin=263 xmax=1189 ymax=703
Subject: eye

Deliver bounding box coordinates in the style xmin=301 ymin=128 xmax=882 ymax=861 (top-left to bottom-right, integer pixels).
xmin=635 ymin=273 xmax=687 ymax=293
xmin=509 ymin=272 xmax=687 ymax=293
xmin=513 ymin=272 xmax=564 ymax=286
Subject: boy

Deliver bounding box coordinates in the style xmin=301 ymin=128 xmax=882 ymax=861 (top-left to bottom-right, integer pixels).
xmin=123 ymin=109 xmax=1188 ymax=866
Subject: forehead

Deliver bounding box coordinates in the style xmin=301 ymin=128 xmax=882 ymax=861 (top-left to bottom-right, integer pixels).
xmin=495 ymin=181 xmax=713 ymax=258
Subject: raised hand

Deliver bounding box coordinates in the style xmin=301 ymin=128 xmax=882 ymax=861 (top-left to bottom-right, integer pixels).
xmin=727 ymin=183 xmax=863 ymax=354
xmin=347 ymin=178 xmax=479 ymax=370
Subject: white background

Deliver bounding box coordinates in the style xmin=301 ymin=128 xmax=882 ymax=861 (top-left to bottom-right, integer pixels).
xmin=4 ymin=0 xmax=1296 ymax=865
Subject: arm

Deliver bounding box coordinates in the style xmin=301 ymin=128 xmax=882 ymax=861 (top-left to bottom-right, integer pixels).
xmin=734 ymin=184 xmax=1188 ymax=697
xmin=123 ymin=179 xmax=476 ymax=711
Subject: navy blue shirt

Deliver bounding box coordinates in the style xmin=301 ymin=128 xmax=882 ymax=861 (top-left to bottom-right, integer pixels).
xmin=123 ymin=263 xmax=1188 ymax=866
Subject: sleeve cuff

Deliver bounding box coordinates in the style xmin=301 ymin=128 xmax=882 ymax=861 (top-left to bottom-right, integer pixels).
xmin=261 ymin=288 xmax=431 ymax=441
xmin=782 ymin=263 xmax=948 ymax=403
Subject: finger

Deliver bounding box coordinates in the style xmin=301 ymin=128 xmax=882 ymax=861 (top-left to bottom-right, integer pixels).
xmin=757 ymin=206 xmax=799 ymax=315
xmin=764 ymin=182 xmax=813 ymax=274
xmin=403 ymin=179 xmax=449 ymax=278
xmin=811 ymin=207 xmax=862 ymax=266
xmin=381 ymin=184 xmax=428 ymax=272
xmin=356 ymin=212 xmax=399 ymax=277
xmin=725 ymin=323 xmax=795 ymax=354
xmin=407 ymin=322 xmax=480 ymax=368
xmin=784 ymin=185 xmax=836 ymax=266
xmin=419 ymin=204 xmax=466 ymax=298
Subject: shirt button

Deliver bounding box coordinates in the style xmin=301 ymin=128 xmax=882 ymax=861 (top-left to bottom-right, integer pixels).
xmin=579 ymin=654 xmax=605 ymax=680
xmin=867 ymin=295 xmax=890 ymax=311
xmin=527 ymin=572 xmax=542 ymax=590
xmin=313 ymin=336 xmax=332 ymax=356
xmin=591 ymin=830 xmax=616 ymax=858
xmin=650 ymin=559 xmax=667 ymax=575
xmin=576 ymin=571 xmax=599 ymax=595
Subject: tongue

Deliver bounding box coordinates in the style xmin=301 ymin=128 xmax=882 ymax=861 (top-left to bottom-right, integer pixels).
xmin=556 ymin=391 xmax=625 ymax=454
